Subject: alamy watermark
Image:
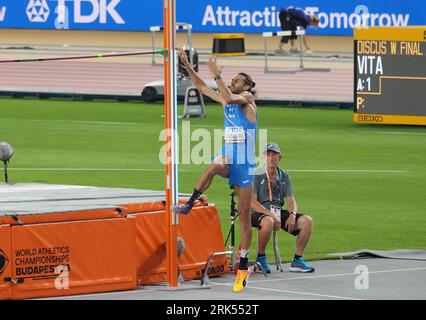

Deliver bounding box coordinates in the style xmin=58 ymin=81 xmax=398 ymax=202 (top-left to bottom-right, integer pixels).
xmin=158 ymin=121 xmax=268 ymax=167
xmin=354 ymin=5 xmax=370 ymax=29
xmin=354 ymin=265 xmax=369 ymax=290
xmin=54 ymin=265 xmax=69 ymax=290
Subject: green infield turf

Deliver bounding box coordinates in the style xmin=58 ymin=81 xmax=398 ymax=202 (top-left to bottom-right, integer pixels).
xmin=1 ymin=97 xmax=425 ymax=262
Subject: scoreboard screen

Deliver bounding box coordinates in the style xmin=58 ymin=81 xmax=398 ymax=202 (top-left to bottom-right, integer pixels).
xmin=354 ymin=27 xmax=426 ymax=125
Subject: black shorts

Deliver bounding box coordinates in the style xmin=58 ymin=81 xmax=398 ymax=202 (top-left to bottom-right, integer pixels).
xmin=279 ymin=9 xmax=298 ymax=44
xmin=251 ymin=210 xmax=303 ymax=236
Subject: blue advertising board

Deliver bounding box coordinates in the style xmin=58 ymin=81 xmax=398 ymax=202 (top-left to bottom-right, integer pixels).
xmin=0 ymin=0 xmax=424 ymax=35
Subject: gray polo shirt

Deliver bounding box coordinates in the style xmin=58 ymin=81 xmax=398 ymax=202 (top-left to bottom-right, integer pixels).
xmin=253 ymin=166 xmax=293 ymax=211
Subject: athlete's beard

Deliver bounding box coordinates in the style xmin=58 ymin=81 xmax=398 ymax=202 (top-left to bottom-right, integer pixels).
xmin=229 ymin=86 xmax=241 ymax=94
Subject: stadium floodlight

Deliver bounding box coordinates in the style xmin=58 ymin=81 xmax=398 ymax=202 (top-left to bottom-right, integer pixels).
xmin=0 ymin=141 xmax=14 ymax=183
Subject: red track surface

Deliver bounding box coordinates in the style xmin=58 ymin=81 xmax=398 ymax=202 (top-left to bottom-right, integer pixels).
xmin=0 ymin=60 xmax=353 ymax=103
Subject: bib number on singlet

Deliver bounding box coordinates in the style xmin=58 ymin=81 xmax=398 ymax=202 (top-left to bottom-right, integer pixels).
xmin=225 ymin=127 xmax=246 ymax=144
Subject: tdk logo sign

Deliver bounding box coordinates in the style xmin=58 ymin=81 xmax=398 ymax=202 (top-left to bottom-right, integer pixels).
xmin=57 ymin=0 xmax=124 ymax=24
xmin=27 ymin=0 xmax=50 ymax=23
xmin=27 ymin=0 xmax=125 ymax=25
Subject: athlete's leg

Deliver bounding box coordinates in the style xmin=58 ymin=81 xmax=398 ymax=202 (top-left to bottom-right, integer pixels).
xmin=176 ymin=156 xmax=229 ymax=214
xmin=195 ymin=156 xmax=229 ymax=192
xmin=232 ymin=184 xmax=253 ymax=293
xmin=235 ymin=185 xmax=253 ymax=268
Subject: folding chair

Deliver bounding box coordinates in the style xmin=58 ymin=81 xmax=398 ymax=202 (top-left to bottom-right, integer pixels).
xmin=225 ymin=190 xmax=283 ymax=274
xmin=253 ymin=228 xmax=283 ymax=272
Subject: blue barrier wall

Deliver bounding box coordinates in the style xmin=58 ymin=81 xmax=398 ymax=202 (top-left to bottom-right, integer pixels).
xmin=0 ymin=1 xmax=424 ymax=35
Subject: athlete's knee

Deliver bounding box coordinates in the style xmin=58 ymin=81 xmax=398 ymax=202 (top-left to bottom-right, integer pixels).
xmin=212 ymin=155 xmax=230 ymax=166
xmin=238 ymin=203 xmax=251 ymax=218
xmin=206 ymin=163 xmax=223 ymax=176
xmin=238 ymin=208 xmax=252 ymax=226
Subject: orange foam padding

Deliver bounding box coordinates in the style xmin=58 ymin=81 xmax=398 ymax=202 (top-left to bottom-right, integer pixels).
xmin=120 ymin=201 xmax=165 ymax=214
xmin=133 ymin=204 xmax=229 ymax=285
xmin=9 ymin=217 xmax=136 ymax=300
xmin=0 ymin=208 xmax=126 ymax=226
xmin=120 ymin=197 xmax=208 ymax=215
xmin=0 ymin=225 xmax=12 ymax=300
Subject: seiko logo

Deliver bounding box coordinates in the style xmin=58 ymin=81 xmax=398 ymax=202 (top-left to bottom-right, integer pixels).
xmin=26 ymin=0 xmax=50 ymax=23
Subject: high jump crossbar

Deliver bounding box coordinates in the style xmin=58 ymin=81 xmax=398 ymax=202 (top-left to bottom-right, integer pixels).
xmin=0 ymin=50 xmax=166 ymax=64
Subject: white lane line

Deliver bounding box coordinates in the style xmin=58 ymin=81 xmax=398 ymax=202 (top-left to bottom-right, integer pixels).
xmin=8 ymin=168 xmax=158 ymax=171
xmin=236 ymin=267 xmax=426 ymax=284
xmin=209 ymin=267 xmax=426 ymax=299
xmin=211 ymin=282 xmax=360 ymax=300
xmin=61 ymin=120 xmax=143 ymax=126
xmin=4 ymin=119 xmax=231 ymax=128
xmin=245 ymin=286 xmax=361 ymax=300
xmin=287 ymin=169 xmax=408 ymax=173
xmin=1 ymin=119 xmax=145 ymax=126
xmin=8 ymin=168 xmax=407 ymax=174
xmin=269 ymin=128 xmax=308 ymax=131
xmin=38 ymin=267 xmax=426 ymax=300
xmin=190 ymin=125 xmax=219 ymax=128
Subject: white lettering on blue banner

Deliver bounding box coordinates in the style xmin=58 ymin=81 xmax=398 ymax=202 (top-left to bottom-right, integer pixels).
xmin=0 ymin=7 xmax=6 ymax=22
xmin=202 ymin=4 xmax=410 ymax=30
xmin=57 ymin=0 xmax=124 ymax=24
xmin=0 ymin=0 xmax=421 ymax=33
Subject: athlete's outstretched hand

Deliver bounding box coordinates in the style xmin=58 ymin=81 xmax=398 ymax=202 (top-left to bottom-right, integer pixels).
xmin=208 ymin=56 xmax=223 ymax=79
xmin=177 ymin=48 xmax=190 ymax=67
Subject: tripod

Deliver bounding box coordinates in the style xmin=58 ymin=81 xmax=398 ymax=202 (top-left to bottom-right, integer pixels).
xmin=3 ymin=160 xmax=9 ymax=183
xmin=201 ymin=189 xmax=269 ymax=285
xmin=224 ymin=190 xmax=238 ymax=270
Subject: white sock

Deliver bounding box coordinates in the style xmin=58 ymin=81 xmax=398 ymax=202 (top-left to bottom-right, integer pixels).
xmin=240 ymin=249 xmax=249 ymax=258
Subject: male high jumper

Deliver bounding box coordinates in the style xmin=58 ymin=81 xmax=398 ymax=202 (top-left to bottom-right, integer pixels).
xmin=176 ymin=48 xmax=257 ymax=293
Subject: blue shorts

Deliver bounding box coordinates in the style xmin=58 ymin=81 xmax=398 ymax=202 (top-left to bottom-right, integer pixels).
xmin=214 ymin=145 xmax=255 ymax=189
xmin=227 ymin=163 xmax=254 ymax=188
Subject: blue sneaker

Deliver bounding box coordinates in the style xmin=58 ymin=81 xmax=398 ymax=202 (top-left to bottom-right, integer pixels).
xmin=256 ymin=255 xmax=271 ymax=274
xmin=290 ymin=257 xmax=315 ymax=273
xmin=174 ymin=195 xmax=206 ymax=215
xmin=174 ymin=202 xmax=193 ymax=215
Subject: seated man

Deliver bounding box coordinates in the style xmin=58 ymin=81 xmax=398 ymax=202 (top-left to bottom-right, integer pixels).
xmin=251 ymin=143 xmax=315 ymax=273
xmin=276 ymin=6 xmax=319 ymax=55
